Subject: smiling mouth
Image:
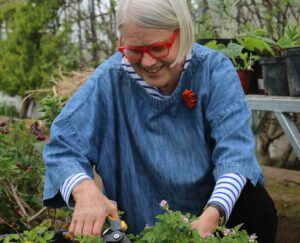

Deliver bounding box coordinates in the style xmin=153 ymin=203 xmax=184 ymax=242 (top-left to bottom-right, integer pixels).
xmin=144 ymin=65 xmax=165 ymax=74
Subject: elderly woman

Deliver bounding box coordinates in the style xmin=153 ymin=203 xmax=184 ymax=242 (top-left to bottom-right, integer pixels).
xmin=43 ymin=0 xmax=277 ymax=242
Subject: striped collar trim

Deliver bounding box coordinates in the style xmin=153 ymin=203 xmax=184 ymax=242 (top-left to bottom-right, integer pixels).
xmin=121 ymin=51 xmax=192 ymax=100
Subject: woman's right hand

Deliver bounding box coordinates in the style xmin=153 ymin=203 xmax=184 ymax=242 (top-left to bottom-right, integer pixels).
xmin=68 ymin=179 xmax=119 ymax=236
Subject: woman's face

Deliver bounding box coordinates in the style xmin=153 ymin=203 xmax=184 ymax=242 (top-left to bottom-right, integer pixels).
xmin=120 ymin=23 xmax=183 ymax=95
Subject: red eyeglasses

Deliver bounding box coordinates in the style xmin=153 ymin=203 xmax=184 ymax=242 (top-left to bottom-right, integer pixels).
xmin=118 ymin=29 xmax=179 ymax=61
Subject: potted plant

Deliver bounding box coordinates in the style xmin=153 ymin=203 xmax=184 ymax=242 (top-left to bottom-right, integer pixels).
xmin=239 ymin=29 xmax=289 ymax=96
xmin=205 ymin=41 xmax=259 ymax=94
xmin=281 ymin=24 xmax=300 ymax=96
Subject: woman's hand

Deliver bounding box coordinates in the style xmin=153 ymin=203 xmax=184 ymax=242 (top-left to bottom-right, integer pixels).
xmin=68 ymin=180 xmax=119 ymax=236
xmin=191 ymin=206 xmax=220 ymax=238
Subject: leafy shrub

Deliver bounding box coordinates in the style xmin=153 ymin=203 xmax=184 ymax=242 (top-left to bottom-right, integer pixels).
xmin=205 ymin=41 xmax=259 ymax=71
xmin=0 ymin=120 xmax=70 ymax=235
xmin=74 ymin=234 xmax=105 ymax=243
xmin=0 ymin=104 xmax=18 ymax=118
xmin=0 ymin=220 xmax=54 ymax=243
xmin=40 ymin=94 xmax=68 ymax=128
xmin=0 ymin=219 xmax=106 ymax=243
xmin=130 ymin=201 xmax=257 ymax=243
xmin=0 ymin=93 xmax=73 ymax=235
xmin=239 ymin=25 xmax=300 ymax=57
xmin=0 ymin=120 xmax=45 ymax=233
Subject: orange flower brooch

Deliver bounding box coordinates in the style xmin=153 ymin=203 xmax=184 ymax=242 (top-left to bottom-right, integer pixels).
xmin=181 ymin=89 xmax=197 ymax=109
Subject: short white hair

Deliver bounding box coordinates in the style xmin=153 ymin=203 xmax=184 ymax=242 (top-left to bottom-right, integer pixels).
xmin=116 ymin=0 xmax=194 ymax=65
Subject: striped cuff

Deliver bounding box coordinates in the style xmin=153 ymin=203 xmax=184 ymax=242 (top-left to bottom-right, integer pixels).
xmin=206 ymin=173 xmax=247 ymax=223
xmin=60 ymin=173 xmax=92 ymax=209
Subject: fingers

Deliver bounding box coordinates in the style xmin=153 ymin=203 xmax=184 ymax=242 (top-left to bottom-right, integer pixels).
xmin=68 ymin=181 xmax=120 ymax=237
xmin=108 ymin=202 xmax=119 ymax=220
xmin=68 ymin=218 xmax=84 ymax=236
xmin=92 ymin=219 xmax=103 ymax=235
xmin=69 ymin=218 xmax=104 ymax=236
xmin=82 ymin=219 xmax=96 ymax=235
xmin=191 ymin=221 xmax=211 ymax=238
xmin=68 ymin=198 xmax=118 ymax=237
xmin=203 ymin=232 xmax=212 ymax=237
xmin=191 ymin=213 xmax=217 ymax=238
xmin=68 ymin=219 xmax=76 ymax=236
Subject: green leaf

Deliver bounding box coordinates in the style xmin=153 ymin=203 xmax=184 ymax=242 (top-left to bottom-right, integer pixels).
xmin=252 ymin=28 xmax=269 ymax=37
xmin=204 ymin=40 xmax=219 ymax=49
xmin=220 ymin=42 xmax=243 ymax=59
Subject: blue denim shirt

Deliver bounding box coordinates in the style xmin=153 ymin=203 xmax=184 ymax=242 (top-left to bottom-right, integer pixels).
xmin=43 ymin=43 xmax=263 ymax=234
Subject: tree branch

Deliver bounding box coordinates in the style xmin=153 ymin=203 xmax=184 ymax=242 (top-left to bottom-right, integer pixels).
xmin=28 ymin=207 xmax=48 ymax=222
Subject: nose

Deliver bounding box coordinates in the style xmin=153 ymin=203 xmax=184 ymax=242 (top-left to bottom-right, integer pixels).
xmin=140 ymin=52 xmax=158 ymax=68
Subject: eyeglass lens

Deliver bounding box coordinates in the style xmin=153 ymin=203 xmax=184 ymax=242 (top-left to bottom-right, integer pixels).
xmin=124 ymin=45 xmax=169 ymax=60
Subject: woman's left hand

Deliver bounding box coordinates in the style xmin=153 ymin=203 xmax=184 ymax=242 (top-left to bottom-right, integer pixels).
xmin=191 ymin=206 xmax=220 ymax=238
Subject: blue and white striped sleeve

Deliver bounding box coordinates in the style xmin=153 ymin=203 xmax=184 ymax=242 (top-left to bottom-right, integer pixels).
xmin=60 ymin=173 xmax=92 ymax=209
xmin=206 ymin=173 xmax=247 ymax=223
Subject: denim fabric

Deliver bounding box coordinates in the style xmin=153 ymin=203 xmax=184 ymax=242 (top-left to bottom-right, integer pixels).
xmin=43 ymin=43 xmax=263 ymax=234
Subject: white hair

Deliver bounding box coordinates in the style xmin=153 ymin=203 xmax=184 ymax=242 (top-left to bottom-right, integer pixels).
xmin=116 ymin=0 xmax=194 ymax=65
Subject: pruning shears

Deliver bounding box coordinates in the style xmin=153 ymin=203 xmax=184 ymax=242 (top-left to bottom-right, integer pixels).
xmin=102 ymin=216 xmax=131 ymax=243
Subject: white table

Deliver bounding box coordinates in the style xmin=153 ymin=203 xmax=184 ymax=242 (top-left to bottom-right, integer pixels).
xmin=247 ymin=95 xmax=300 ymax=160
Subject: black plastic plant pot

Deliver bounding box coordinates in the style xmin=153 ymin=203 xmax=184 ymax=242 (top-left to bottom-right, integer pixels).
xmin=260 ymin=56 xmax=289 ymax=96
xmin=197 ymin=38 xmax=236 ymax=46
xmin=283 ymin=46 xmax=300 ymax=96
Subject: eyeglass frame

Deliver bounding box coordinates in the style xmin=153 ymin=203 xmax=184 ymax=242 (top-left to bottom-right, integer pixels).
xmin=118 ymin=28 xmax=180 ymax=61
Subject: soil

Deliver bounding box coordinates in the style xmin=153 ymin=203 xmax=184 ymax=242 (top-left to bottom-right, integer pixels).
xmin=262 ymin=166 xmax=300 ymax=243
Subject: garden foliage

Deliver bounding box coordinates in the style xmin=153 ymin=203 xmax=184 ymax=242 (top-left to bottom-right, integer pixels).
xmin=0 ymin=120 xmax=46 ymax=233
xmin=40 ymin=95 xmax=68 ymax=128
xmin=0 ymin=220 xmax=54 ymax=243
xmin=129 ymin=201 xmax=257 ymax=243
xmin=0 ymin=202 xmax=257 ymax=242
xmin=0 ymin=0 xmax=79 ymax=96
xmin=0 ymin=93 xmax=73 ymax=235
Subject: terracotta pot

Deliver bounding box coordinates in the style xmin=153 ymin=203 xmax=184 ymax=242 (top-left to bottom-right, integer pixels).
xmin=237 ymin=70 xmax=253 ymax=94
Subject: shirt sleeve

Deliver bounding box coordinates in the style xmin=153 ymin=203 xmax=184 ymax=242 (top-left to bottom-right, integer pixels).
xmin=206 ymin=173 xmax=247 ymax=222
xmin=60 ymin=173 xmax=92 ymax=209
xmin=43 ymin=74 xmax=109 ymax=207
xmin=205 ymin=52 xmax=263 ymax=185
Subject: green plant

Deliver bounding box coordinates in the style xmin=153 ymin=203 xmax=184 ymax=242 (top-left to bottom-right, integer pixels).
xmin=0 ymin=1 xmax=79 ymax=97
xmin=0 ymin=120 xmax=72 ymax=235
xmin=0 ymin=220 xmax=54 ymax=243
xmin=0 ymin=104 xmax=18 ymax=117
xmin=74 ymin=234 xmax=105 ymax=243
xmin=0 ymin=217 xmax=100 ymax=243
xmin=0 ymin=120 xmax=46 ymax=233
xmin=0 ymin=200 xmax=258 ymax=242
xmin=130 ymin=201 xmax=257 ymax=243
xmin=279 ymin=24 xmax=300 ymax=48
xmin=205 ymin=41 xmax=259 ymax=71
xmin=238 ymin=28 xmax=299 ymax=56
xmin=0 ymin=223 xmax=106 ymax=243
xmin=40 ymin=94 xmax=68 ymax=128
